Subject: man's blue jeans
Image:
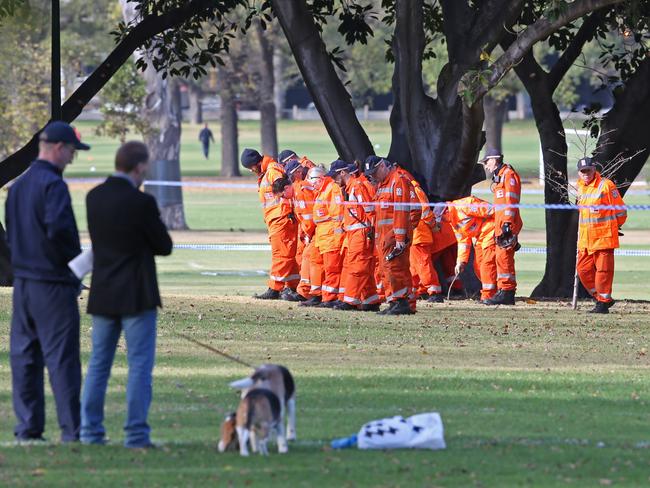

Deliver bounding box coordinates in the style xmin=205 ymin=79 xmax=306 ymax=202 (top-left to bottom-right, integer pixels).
xmin=80 ymin=310 xmax=157 ymax=447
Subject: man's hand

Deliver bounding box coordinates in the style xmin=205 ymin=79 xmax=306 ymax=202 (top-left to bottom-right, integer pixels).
xmin=454 ymin=262 xmax=466 ymax=276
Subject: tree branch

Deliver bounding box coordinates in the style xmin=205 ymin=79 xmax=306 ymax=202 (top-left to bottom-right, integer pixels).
xmin=477 ymin=0 xmax=625 ymax=101
xmin=0 ymin=0 xmax=221 ymax=187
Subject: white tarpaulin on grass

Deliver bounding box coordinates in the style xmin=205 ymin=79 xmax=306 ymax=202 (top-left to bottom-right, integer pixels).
xmin=357 ymin=412 xmax=446 ymax=450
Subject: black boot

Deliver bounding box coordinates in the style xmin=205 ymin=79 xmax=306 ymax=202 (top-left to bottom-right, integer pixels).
xmin=377 ymin=301 xmax=397 ymax=315
xmin=299 ymin=296 xmax=322 ymax=307
xmin=253 ymin=288 xmax=280 ymax=300
xmin=360 ymin=303 xmax=381 ymax=312
xmin=484 ymin=290 xmax=515 ymax=305
xmin=318 ymin=299 xmax=342 ymax=308
xmin=427 ymin=294 xmax=444 ymax=303
xmin=588 ymin=301 xmax=609 ymax=314
xmin=333 ymin=302 xmax=358 ymax=311
xmin=385 ymin=298 xmax=415 ymax=315
xmin=280 ymin=288 xmax=305 ymax=302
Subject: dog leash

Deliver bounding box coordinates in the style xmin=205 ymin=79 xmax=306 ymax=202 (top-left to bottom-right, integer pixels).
xmin=175 ymin=333 xmax=256 ymax=369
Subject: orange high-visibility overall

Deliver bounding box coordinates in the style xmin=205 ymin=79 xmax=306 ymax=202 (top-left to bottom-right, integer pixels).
xmin=492 ymin=163 xmax=523 ymax=291
xmin=447 ymin=196 xmax=497 ymax=300
xmin=409 ymin=182 xmax=441 ymax=297
xmin=576 ymin=172 xmax=626 ymax=303
xmin=293 ymin=180 xmax=316 ymax=298
xmin=259 ymin=156 xmax=299 ymax=291
xmin=313 ymin=177 xmax=345 ymax=302
xmin=340 ymin=175 xmax=378 ymax=307
xmin=430 ymin=215 xmax=462 ymax=292
xmin=375 ymin=168 xmax=419 ymax=305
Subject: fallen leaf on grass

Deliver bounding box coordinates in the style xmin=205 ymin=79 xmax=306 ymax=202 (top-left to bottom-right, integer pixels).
xmin=599 ymin=479 xmax=612 ymax=486
xmin=525 ymin=298 xmax=537 ymax=304
xmin=31 ymin=468 xmax=46 ymax=477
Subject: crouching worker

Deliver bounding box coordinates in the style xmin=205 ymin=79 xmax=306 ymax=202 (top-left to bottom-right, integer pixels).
xmin=445 ymin=197 xmax=497 ymax=303
xmin=576 ymin=157 xmax=626 ymax=314
xmin=81 ymin=141 xmax=173 ymax=448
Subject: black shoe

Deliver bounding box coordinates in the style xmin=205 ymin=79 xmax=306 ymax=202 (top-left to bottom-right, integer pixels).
xmin=417 ymin=293 xmax=430 ymax=301
xmin=605 ymin=299 xmax=615 ymax=309
xmin=253 ymin=288 xmax=280 ymax=300
xmin=280 ymin=288 xmax=305 ymax=302
xmin=447 ymin=288 xmax=465 ymax=299
xmin=333 ymin=302 xmax=357 ymax=311
xmin=318 ymin=300 xmax=342 ymax=308
xmin=483 ymin=290 xmax=515 ymax=306
xmin=427 ymin=294 xmax=444 ymax=303
xmin=588 ymin=301 xmax=609 ymax=314
xmin=385 ymin=298 xmax=415 ymax=315
xmin=299 ymin=296 xmax=322 ymax=307
xmin=360 ymin=303 xmax=381 ymax=312
xmin=15 ymin=435 xmax=47 ymax=445
xmin=377 ymin=301 xmax=397 ymax=315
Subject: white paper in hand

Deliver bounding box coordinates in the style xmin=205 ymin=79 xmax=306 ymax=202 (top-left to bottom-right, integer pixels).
xmin=357 ymin=412 xmax=446 ymax=450
xmin=68 ymin=248 xmax=93 ymax=279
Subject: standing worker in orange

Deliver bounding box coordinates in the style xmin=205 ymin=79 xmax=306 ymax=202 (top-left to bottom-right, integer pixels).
xmin=329 ymin=160 xmax=379 ymax=311
xmin=575 ymin=157 xmax=626 ymax=314
xmin=480 ymin=148 xmax=522 ymax=305
xmin=409 ymin=178 xmax=445 ymax=303
xmin=241 ymin=148 xmax=299 ymax=300
xmin=445 ymin=196 xmax=497 ymax=303
xmin=364 ymin=156 xmax=420 ymax=315
xmin=310 ymin=165 xmax=345 ymax=308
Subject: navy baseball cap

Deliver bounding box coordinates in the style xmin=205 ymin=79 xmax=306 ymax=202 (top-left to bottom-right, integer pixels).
xmin=240 ymin=148 xmax=263 ymax=169
xmin=278 ymin=149 xmax=298 ymax=164
xmin=363 ymin=155 xmax=386 ymax=175
xmin=284 ymin=160 xmax=303 ymax=176
xmin=39 ymin=121 xmax=90 ymax=150
xmin=326 ymin=159 xmax=350 ymax=177
xmin=480 ymin=147 xmax=502 ymax=162
xmin=577 ymin=157 xmax=597 ymax=171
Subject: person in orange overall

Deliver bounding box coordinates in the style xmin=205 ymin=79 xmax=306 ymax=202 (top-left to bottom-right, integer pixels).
xmin=278 ymin=149 xmax=317 ymax=171
xmin=364 ymin=156 xmax=420 ymax=315
xmin=307 ymin=165 xmax=345 ymax=308
xmin=445 ymin=196 xmax=497 ymax=303
xmin=408 ymin=179 xmax=445 ymax=303
xmin=241 ymin=148 xmax=299 ymax=299
xmin=480 ymin=148 xmax=522 ymax=305
xmin=575 ymin=157 xmax=626 ymax=314
xmin=329 ymin=160 xmax=379 ymax=312
xmin=271 ymin=161 xmax=316 ymax=302
xmin=430 ymin=207 xmax=464 ymax=297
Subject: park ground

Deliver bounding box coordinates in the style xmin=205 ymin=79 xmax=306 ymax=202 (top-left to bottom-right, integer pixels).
xmin=0 ymin=120 xmax=648 ymax=486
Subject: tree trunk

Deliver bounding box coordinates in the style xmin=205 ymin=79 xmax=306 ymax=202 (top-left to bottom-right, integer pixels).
xmin=0 ymin=222 xmax=13 ymax=286
xmin=597 ymin=56 xmax=650 ymax=191
xmin=255 ymin=21 xmax=278 ymax=158
xmin=483 ymin=95 xmax=508 ymax=153
xmin=220 ymin=87 xmax=240 ymax=177
xmin=270 ymin=0 xmax=373 ymax=161
xmin=273 ymin=49 xmax=286 ymax=120
xmin=187 ymin=83 xmax=203 ymax=124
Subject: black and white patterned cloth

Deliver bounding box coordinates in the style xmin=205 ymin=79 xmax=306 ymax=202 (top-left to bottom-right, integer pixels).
xmin=357 ymin=412 xmax=446 ymax=450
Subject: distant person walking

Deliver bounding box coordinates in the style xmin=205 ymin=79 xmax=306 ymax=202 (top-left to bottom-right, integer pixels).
xmin=81 ymin=141 xmax=172 ymax=448
xmin=6 ymin=121 xmax=90 ymax=442
xmin=198 ymin=123 xmax=215 ymax=160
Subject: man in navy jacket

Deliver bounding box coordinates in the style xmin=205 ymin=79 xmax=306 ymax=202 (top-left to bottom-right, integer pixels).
xmin=5 ymin=121 xmax=90 ymax=442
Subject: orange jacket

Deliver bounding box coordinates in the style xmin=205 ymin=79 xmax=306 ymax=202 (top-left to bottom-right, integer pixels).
xmin=313 ymin=177 xmax=345 ymax=253
xmin=358 ymin=173 xmax=376 ymax=199
xmin=492 ymin=163 xmax=523 ymax=236
xmin=447 ymin=196 xmax=495 ymax=264
xmin=293 ymin=180 xmax=316 ymax=239
xmin=300 ymin=156 xmax=316 ymax=169
xmin=577 ymin=172 xmax=626 ymax=251
xmin=258 ymin=156 xmax=291 ymax=228
xmin=395 ymin=166 xmax=422 ymax=229
xmin=342 ymin=175 xmax=374 ymax=249
xmin=375 ymin=168 xmax=418 ymax=244
xmin=411 ymin=181 xmax=434 ymax=246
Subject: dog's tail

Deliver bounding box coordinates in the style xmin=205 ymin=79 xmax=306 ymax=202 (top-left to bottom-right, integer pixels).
xmin=279 ymin=365 xmax=295 ymax=402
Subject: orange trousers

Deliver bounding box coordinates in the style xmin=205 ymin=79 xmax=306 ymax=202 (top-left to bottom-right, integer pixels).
xmin=297 ymin=240 xmax=313 ymax=298
xmin=410 ymin=243 xmax=442 ymax=296
xmin=432 ymin=244 xmax=463 ymax=291
xmin=319 ymin=249 xmax=343 ymax=302
xmin=495 ymin=245 xmax=517 ymax=291
xmin=309 ymin=247 xmax=324 ymax=297
xmin=577 ymin=249 xmax=615 ymax=303
xmin=377 ymin=234 xmax=413 ymax=307
xmin=268 ymin=222 xmax=299 ymax=291
xmin=341 ymin=231 xmax=379 ymax=306
xmin=474 ymin=244 xmax=497 ymax=300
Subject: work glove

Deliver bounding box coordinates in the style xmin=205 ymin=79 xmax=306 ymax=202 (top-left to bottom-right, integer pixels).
xmin=454 ymin=262 xmax=466 ymax=276
xmin=495 ymin=222 xmax=518 ymax=249
xmin=394 ymin=241 xmax=406 ymax=251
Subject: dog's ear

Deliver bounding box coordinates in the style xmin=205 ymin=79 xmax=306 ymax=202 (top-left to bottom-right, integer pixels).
xmin=229 ymin=377 xmax=254 ymax=390
xmin=225 ymin=412 xmax=236 ymax=421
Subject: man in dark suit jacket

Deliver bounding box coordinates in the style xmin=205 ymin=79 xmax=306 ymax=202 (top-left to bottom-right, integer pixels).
xmin=80 ymin=141 xmax=172 ymax=448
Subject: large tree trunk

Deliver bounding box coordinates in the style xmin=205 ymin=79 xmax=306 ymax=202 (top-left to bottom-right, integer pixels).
xmin=187 ymin=82 xmax=203 ymax=125
xmin=220 ymin=85 xmax=240 ymax=177
xmin=273 ymin=49 xmax=287 ymax=120
xmin=255 ymin=21 xmax=278 ymax=158
xmin=483 ymin=95 xmax=508 ymax=153
xmin=122 ymin=0 xmax=189 ymax=231
xmin=0 ymin=223 xmax=13 ymax=286
xmin=597 ymin=56 xmax=650 ymax=190
xmin=270 ymin=0 xmax=373 ymax=161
